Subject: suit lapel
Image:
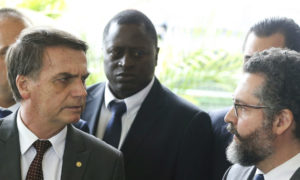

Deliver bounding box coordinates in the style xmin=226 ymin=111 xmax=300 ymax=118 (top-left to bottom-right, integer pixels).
xmin=121 ymin=78 xmax=164 ymax=163
xmin=247 ymin=166 xmax=256 ymax=180
xmin=82 ymin=83 xmax=105 ymax=134
xmin=61 ymin=125 xmax=90 ymax=180
xmin=0 ymin=112 xmax=22 ymax=180
xmin=290 ymin=167 xmax=300 ymax=180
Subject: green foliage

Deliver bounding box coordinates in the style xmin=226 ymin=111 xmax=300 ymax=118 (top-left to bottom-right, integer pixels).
xmin=157 ymin=48 xmax=243 ymax=110
xmin=181 ymin=93 xmax=233 ymax=111
xmin=17 ymin=0 xmax=65 ymax=18
xmin=85 ymin=50 xmax=106 ymax=86
xmin=158 ymin=49 xmax=243 ymax=92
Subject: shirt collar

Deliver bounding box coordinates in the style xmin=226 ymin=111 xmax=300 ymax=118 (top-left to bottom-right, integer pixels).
xmin=17 ymin=109 xmax=67 ymax=159
xmin=256 ymin=153 xmax=300 ymax=179
xmin=0 ymin=103 xmax=20 ymax=112
xmin=8 ymin=103 xmax=20 ymax=112
xmin=105 ymin=77 xmax=155 ymax=113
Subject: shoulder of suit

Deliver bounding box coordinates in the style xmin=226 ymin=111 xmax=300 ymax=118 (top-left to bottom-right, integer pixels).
xmin=209 ymin=107 xmax=231 ymax=122
xmin=157 ymin=81 xmax=205 ymax=113
xmin=85 ymin=82 xmax=105 ymax=100
xmin=86 ymin=82 xmax=105 ymax=92
xmin=71 ymin=125 xmax=121 ymax=156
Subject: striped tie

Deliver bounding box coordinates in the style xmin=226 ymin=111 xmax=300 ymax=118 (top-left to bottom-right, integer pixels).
xmin=103 ymin=101 xmax=127 ymax=148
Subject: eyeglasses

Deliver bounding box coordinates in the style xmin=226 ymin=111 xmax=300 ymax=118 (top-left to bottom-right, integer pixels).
xmin=233 ymin=102 xmax=269 ymax=118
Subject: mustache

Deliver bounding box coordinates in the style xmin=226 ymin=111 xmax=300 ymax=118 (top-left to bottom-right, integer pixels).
xmin=227 ymin=123 xmax=242 ymax=139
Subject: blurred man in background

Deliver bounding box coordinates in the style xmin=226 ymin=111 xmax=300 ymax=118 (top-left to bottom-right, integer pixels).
xmin=0 ymin=8 xmax=30 ymax=117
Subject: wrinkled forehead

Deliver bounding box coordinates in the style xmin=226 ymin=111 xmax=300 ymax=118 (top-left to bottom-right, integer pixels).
xmin=41 ymin=46 xmax=87 ymax=73
xmin=104 ymin=22 xmax=154 ymax=44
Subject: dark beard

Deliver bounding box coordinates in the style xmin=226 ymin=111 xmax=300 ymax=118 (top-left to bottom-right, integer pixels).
xmin=226 ymin=122 xmax=274 ymax=166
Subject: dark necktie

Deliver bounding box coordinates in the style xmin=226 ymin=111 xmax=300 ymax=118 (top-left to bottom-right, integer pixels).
xmin=26 ymin=140 xmax=52 ymax=180
xmin=103 ymin=101 xmax=127 ymax=148
xmin=0 ymin=109 xmax=12 ymax=118
xmin=254 ymin=174 xmax=264 ymax=180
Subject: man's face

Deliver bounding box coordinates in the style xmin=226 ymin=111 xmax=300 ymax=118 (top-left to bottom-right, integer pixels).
xmin=243 ymin=32 xmax=285 ymax=61
xmin=25 ymin=46 xmax=89 ymax=126
xmin=225 ymin=73 xmax=274 ymax=165
xmin=0 ymin=18 xmax=26 ymax=93
xmin=103 ymin=22 xmax=158 ymax=99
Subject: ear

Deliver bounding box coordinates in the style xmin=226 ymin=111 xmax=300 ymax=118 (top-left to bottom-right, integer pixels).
xmin=154 ymin=47 xmax=160 ymax=66
xmin=272 ymin=109 xmax=294 ymax=135
xmin=16 ymin=75 xmax=31 ymax=99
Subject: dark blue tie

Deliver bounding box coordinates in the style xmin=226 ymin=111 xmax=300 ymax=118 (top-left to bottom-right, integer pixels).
xmin=103 ymin=101 xmax=126 ymax=148
xmin=254 ymin=174 xmax=264 ymax=180
xmin=0 ymin=109 xmax=12 ymax=118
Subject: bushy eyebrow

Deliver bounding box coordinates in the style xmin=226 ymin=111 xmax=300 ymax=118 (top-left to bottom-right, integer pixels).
xmin=232 ymin=98 xmax=246 ymax=104
xmin=53 ymin=72 xmax=90 ymax=79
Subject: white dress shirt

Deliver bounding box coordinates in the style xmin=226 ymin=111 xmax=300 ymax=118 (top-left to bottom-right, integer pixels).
xmin=17 ymin=110 xmax=67 ymax=180
xmin=255 ymin=153 xmax=300 ymax=180
xmin=96 ymin=77 xmax=155 ymax=149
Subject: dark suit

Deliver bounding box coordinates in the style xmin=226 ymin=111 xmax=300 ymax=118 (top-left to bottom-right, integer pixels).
xmin=0 ymin=111 xmax=125 ymax=180
xmin=209 ymin=107 xmax=233 ymax=180
xmin=81 ymin=78 xmax=213 ymax=180
xmin=73 ymin=119 xmax=90 ymax=133
xmin=223 ymin=164 xmax=300 ymax=180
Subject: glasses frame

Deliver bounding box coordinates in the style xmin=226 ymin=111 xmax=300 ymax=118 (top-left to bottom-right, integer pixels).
xmin=233 ymin=102 xmax=269 ymax=118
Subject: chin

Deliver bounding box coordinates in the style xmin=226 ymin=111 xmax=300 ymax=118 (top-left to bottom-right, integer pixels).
xmin=63 ymin=116 xmax=81 ymax=124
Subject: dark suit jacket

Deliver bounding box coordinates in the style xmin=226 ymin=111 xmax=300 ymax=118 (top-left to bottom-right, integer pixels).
xmin=73 ymin=119 xmax=90 ymax=133
xmin=223 ymin=164 xmax=300 ymax=180
xmin=0 ymin=112 xmax=125 ymax=180
xmin=209 ymin=108 xmax=233 ymax=180
xmin=81 ymin=78 xmax=213 ymax=180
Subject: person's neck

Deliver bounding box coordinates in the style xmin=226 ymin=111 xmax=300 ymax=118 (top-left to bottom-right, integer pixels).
xmin=20 ymin=106 xmax=65 ymax=139
xmin=256 ymin=136 xmax=300 ymax=173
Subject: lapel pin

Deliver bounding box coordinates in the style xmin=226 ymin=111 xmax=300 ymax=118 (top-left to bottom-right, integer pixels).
xmin=76 ymin=161 xmax=82 ymax=167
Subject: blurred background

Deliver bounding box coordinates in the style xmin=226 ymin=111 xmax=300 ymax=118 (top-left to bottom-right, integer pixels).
xmin=1 ymin=0 xmax=299 ymax=111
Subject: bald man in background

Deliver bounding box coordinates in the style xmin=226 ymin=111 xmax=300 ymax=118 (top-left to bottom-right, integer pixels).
xmin=0 ymin=8 xmax=30 ymax=115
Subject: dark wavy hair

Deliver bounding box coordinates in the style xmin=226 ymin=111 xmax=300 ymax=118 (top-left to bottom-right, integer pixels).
xmin=243 ymin=17 xmax=300 ymax=52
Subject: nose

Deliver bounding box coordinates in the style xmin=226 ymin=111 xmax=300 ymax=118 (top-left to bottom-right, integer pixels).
xmin=118 ymin=52 xmax=134 ymax=67
xmin=224 ymin=106 xmax=237 ymax=125
xmin=72 ymin=79 xmax=87 ymax=97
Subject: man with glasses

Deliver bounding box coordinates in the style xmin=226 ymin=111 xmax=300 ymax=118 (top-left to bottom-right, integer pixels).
xmin=223 ymin=48 xmax=300 ymax=180
xmin=209 ymin=17 xmax=300 ymax=180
